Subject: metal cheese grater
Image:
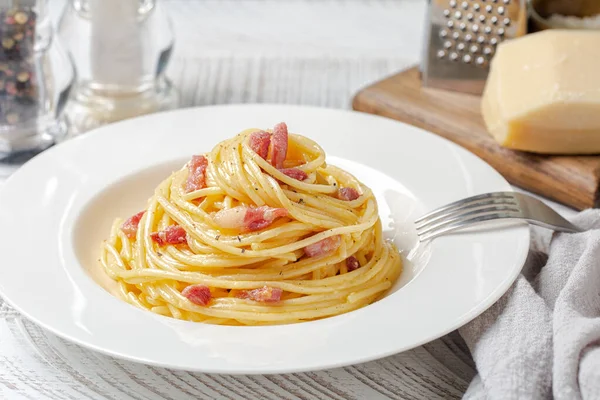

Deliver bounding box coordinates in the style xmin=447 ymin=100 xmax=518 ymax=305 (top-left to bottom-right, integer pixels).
xmin=421 ymin=0 xmax=527 ymax=95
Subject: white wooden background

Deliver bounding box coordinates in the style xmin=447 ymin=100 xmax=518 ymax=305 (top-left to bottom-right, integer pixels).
xmin=0 ymin=1 xmax=576 ymax=399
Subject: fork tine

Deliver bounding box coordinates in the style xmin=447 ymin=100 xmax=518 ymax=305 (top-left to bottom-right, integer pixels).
xmin=414 ymin=192 xmax=515 ymax=224
xmin=416 ymin=205 xmax=521 ymax=236
xmin=418 ymin=212 xmax=523 ymax=242
xmin=416 ymin=206 xmax=521 ymax=237
xmin=414 ymin=198 xmax=519 ymax=229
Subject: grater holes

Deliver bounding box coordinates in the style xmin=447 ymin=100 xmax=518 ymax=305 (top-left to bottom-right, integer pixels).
xmin=438 ymin=0 xmax=509 ymax=67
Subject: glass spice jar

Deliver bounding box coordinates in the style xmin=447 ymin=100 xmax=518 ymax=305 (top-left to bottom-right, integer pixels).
xmin=58 ymin=0 xmax=178 ymax=135
xmin=0 ymin=0 xmax=74 ymax=172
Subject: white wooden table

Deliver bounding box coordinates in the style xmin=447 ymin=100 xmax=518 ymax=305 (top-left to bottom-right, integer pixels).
xmin=0 ymin=1 xmax=576 ymax=398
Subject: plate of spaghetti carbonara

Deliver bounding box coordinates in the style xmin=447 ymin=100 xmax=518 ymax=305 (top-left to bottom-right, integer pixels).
xmin=100 ymin=123 xmax=403 ymax=325
xmin=0 ymin=105 xmax=529 ymax=373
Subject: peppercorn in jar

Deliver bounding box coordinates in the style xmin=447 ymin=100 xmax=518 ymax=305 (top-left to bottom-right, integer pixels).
xmin=0 ymin=5 xmax=37 ymax=126
xmin=0 ymin=0 xmax=73 ymax=170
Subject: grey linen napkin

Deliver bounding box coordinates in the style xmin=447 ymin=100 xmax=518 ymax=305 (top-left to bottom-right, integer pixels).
xmin=459 ymin=210 xmax=600 ymax=400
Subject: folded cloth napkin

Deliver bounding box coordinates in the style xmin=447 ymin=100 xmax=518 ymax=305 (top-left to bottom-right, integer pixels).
xmin=459 ymin=210 xmax=600 ymax=400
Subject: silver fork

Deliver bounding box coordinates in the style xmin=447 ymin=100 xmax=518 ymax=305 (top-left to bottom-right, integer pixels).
xmin=415 ymin=192 xmax=582 ymax=242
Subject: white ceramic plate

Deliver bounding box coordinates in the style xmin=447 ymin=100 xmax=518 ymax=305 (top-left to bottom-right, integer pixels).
xmin=0 ymin=105 xmax=529 ymax=374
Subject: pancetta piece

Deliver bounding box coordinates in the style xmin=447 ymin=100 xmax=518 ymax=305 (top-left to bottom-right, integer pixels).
xmin=182 ymin=284 xmax=211 ymax=306
xmin=346 ymin=256 xmax=361 ymax=272
xmin=271 ymin=122 xmax=288 ymax=169
xmin=185 ymin=155 xmax=208 ymax=193
xmin=337 ymin=187 xmax=360 ymax=201
xmin=304 ymin=235 xmax=341 ymax=257
xmin=279 ymin=168 xmax=308 ymax=181
xmin=121 ymin=211 xmax=145 ymax=239
xmin=249 ymin=130 xmax=271 ymax=160
xmin=150 ymin=225 xmax=187 ymax=246
xmin=213 ymin=206 xmax=289 ymax=232
xmin=236 ymin=286 xmax=282 ymax=303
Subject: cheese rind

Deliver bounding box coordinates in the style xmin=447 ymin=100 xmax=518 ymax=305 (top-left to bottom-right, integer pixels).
xmin=482 ymin=30 xmax=600 ymax=154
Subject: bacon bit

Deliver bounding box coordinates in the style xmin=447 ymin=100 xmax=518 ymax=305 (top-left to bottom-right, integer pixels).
xmin=346 ymin=256 xmax=361 ymax=272
xmin=213 ymin=206 xmax=246 ymax=229
xmin=236 ymin=286 xmax=283 ymax=303
xmin=279 ymin=168 xmax=308 ymax=181
xmin=213 ymin=206 xmax=288 ymax=232
xmin=249 ymin=130 xmax=271 ymax=160
xmin=304 ymin=235 xmax=342 ymax=258
xmin=185 ymin=155 xmax=208 ymax=193
xmin=271 ymin=122 xmax=288 ymax=169
xmin=245 ymin=206 xmax=289 ymax=231
xmin=337 ymin=187 xmax=360 ymax=201
xmin=121 ymin=211 xmax=145 ymax=239
xmin=182 ymin=285 xmax=211 ymax=306
xmin=150 ymin=225 xmax=187 ymax=246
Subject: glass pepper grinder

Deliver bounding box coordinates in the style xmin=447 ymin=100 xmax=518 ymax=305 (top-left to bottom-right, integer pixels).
xmin=58 ymin=0 xmax=178 ymax=135
xmin=0 ymin=0 xmax=74 ymax=173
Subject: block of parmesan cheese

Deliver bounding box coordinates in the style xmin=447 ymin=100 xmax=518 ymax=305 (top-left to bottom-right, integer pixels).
xmin=481 ymin=30 xmax=600 ymax=154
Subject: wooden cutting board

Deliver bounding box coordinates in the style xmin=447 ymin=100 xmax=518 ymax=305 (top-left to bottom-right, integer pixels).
xmin=352 ymin=67 xmax=600 ymax=211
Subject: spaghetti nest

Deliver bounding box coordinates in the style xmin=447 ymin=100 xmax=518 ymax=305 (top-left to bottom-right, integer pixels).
xmin=101 ymin=123 xmax=402 ymax=325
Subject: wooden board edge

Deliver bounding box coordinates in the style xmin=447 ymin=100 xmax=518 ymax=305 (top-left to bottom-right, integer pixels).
xmin=352 ymin=67 xmax=599 ymax=211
